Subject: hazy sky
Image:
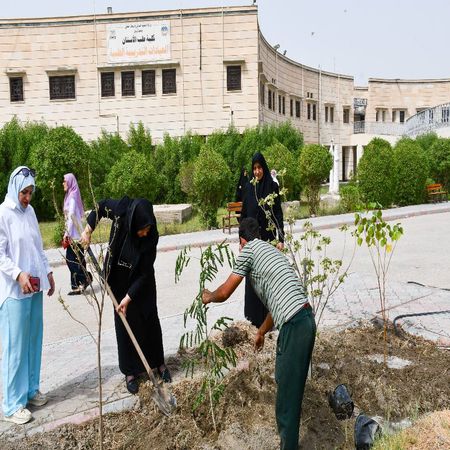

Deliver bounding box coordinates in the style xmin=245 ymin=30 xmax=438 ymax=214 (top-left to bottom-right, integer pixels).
xmin=1 ymin=0 xmax=449 ymax=85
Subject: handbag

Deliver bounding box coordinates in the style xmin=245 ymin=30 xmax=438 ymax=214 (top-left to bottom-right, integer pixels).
xmin=61 ymin=236 xmax=71 ymax=249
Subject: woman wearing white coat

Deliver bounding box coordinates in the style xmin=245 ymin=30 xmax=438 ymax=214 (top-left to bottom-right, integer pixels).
xmin=0 ymin=166 xmax=55 ymax=424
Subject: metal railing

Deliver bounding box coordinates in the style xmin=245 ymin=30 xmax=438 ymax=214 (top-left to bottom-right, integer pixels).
xmin=353 ymin=121 xmax=405 ymax=136
xmin=404 ymin=102 xmax=450 ymax=137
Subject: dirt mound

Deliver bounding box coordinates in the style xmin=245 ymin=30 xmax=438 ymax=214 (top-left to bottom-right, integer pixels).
xmin=2 ymin=321 xmax=450 ymax=449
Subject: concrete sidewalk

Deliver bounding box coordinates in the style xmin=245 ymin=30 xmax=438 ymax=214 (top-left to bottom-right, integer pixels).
xmin=45 ymin=201 xmax=450 ymax=267
xmin=0 ymin=202 xmax=449 ymax=441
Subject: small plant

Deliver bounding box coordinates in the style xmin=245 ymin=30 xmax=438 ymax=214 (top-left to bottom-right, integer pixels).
xmin=353 ymin=205 xmax=403 ymax=365
xmin=175 ymin=242 xmax=236 ymax=431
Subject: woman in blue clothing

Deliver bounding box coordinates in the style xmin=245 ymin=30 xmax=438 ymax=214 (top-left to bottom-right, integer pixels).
xmin=0 ymin=166 xmax=55 ymax=424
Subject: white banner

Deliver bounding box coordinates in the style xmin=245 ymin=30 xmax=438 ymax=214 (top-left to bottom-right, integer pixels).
xmin=107 ymin=21 xmax=171 ymax=63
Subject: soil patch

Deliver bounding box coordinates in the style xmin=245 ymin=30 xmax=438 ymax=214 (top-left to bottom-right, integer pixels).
xmin=1 ymin=321 xmax=450 ymax=449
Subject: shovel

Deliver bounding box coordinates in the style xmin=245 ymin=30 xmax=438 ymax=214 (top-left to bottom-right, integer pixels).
xmin=73 ymin=217 xmax=176 ymax=416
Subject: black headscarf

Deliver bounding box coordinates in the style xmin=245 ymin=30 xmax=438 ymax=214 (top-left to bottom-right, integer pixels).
xmin=235 ymin=167 xmax=249 ymax=202
xmin=251 ymin=152 xmax=273 ymax=199
xmin=241 ymin=152 xmax=284 ymax=242
xmin=116 ymin=198 xmax=159 ymax=269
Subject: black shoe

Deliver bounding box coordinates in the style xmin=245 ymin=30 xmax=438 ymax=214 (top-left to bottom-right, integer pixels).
xmin=158 ymin=366 xmax=172 ymax=383
xmin=126 ymin=376 xmax=139 ymax=394
xmin=68 ymin=288 xmax=83 ymax=296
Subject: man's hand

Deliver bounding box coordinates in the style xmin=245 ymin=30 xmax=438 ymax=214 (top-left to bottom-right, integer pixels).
xmin=276 ymin=242 xmax=284 ymax=251
xmin=116 ymin=294 xmax=132 ymax=317
xmin=47 ymin=272 xmax=55 ymax=296
xmin=17 ymin=271 xmax=33 ymax=294
xmin=202 ymin=289 xmax=214 ymax=305
xmin=254 ymin=330 xmax=265 ymax=351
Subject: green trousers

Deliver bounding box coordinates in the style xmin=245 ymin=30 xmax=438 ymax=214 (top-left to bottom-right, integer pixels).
xmin=275 ymin=306 xmax=316 ymax=450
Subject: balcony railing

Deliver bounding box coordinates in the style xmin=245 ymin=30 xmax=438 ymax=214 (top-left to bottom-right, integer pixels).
xmin=404 ymin=103 xmax=450 ymax=137
xmin=353 ymin=121 xmax=405 ymax=136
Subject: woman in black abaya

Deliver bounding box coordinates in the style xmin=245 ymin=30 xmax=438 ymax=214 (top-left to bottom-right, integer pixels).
xmin=82 ymin=197 xmax=171 ymax=394
xmin=235 ymin=167 xmax=249 ymax=203
xmin=241 ymin=152 xmax=284 ymax=327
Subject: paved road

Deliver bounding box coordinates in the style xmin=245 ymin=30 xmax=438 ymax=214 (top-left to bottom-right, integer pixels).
xmin=0 ymin=202 xmax=449 ymax=439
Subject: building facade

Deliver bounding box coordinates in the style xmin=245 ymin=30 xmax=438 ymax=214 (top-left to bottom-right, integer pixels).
xmin=2 ymin=5 xmax=450 ymax=181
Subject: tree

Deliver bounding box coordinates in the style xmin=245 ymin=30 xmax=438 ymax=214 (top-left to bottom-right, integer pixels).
xmin=429 ymin=138 xmax=450 ymax=190
xmin=357 ymin=138 xmax=394 ymax=208
xmin=30 ymin=126 xmax=90 ymax=220
xmin=193 ymin=146 xmax=231 ymax=228
xmin=127 ymin=121 xmax=153 ymax=155
xmin=104 ymin=151 xmax=160 ymax=203
xmin=392 ymin=138 xmax=429 ymax=205
xmin=264 ymin=142 xmax=300 ymax=200
xmin=299 ymin=144 xmax=332 ymax=215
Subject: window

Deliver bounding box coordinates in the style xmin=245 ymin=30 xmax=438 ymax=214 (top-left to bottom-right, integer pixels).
xmin=376 ymin=110 xmax=379 ymax=122
xmin=399 ymin=110 xmax=405 ymax=123
xmin=330 ymin=106 xmax=334 ymax=123
xmin=290 ymin=99 xmax=293 ymax=117
xmin=392 ymin=110 xmax=397 ymax=122
xmin=442 ymin=107 xmax=449 ymax=123
xmin=343 ymin=108 xmax=350 ymax=124
xmin=10 ymin=77 xmax=24 ymax=102
xmin=307 ymin=103 xmax=311 ymax=120
xmin=382 ymin=110 xmax=386 ymax=122
xmin=272 ymin=91 xmax=276 ymax=111
xmin=268 ymin=89 xmax=272 ymax=109
xmin=121 ymin=71 xmax=135 ymax=96
xmin=325 ymin=106 xmax=329 ymax=123
xmin=226 ymin=65 xmax=241 ymax=91
xmin=142 ymin=70 xmax=156 ymax=95
xmin=162 ymin=68 xmax=177 ymax=94
xmin=101 ymin=72 xmax=115 ymax=97
xmin=49 ymin=75 xmax=75 ymax=100
xmin=295 ymin=100 xmax=301 ymax=118
xmin=313 ymin=104 xmax=317 ymax=121
xmin=278 ymin=95 xmax=282 ymax=114
xmin=260 ymin=82 xmax=265 ymax=106
xmin=282 ymin=96 xmax=285 ymax=115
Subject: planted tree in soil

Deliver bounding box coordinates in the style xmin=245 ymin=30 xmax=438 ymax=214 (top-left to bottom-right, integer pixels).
xmin=175 ymin=242 xmax=237 ymax=431
xmin=353 ymin=205 xmax=403 ymax=366
xmin=250 ymin=169 xmax=354 ymax=329
xmin=52 ymin=179 xmax=110 ymax=450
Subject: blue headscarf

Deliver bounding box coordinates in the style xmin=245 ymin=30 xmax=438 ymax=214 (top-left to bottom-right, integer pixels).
xmin=6 ymin=166 xmax=36 ymax=212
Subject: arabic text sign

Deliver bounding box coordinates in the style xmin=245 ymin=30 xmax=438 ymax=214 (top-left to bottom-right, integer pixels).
xmin=107 ymin=21 xmax=171 ymax=63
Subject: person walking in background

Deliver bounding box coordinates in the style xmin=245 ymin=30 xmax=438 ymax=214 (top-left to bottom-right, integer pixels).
xmin=271 ymin=168 xmax=279 ymax=185
xmin=81 ymin=196 xmax=171 ymax=394
xmin=202 ymin=218 xmax=315 ymax=450
xmin=63 ymin=173 xmax=90 ymax=295
xmin=241 ymin=152 xmax=284 ymax=327
xmin=235 ymin=167 xmax=249 ymax=202
xmin=0 ymin=166 xmax=55 ymax=424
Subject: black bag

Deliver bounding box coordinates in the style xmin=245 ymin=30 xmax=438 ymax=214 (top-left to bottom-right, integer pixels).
xmin=354 ymin=414 xmax=382 ymax=450
xmin=328 ymin=384 xmax=354 ymax=420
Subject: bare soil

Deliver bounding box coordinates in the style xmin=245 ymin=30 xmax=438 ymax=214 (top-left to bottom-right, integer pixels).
xmin=2 ymin=321 xmax=450 ymax=449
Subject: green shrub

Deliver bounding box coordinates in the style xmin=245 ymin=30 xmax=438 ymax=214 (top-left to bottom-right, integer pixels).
xmin=104 ymin=151 xmax=159 ymax=203
xmin=127 ymin=121 xmax=153 ymax=155
xmin=339 ymin=183 xmax=362 ymax=212
xmin=392 ymin=138 xmax=429 ymax=205
xmin=299 ymin=144 xmax=332 ymax=215
xmin=89 ymin=131 xmax=130 ymax=201
xmin=357 ymin=138 xmax=394 ymax=207
xmin=269 ymin=121 xmax=304 ymax=156
xmin=178 ymin=160 xmax=197 ymax=202
xmin=264 ymin=142 xmax=300 ymax=200
xmin=429 ymin=138 xmax=450 ymax=190
xmin=415 ymin=132 xmax=439 ymax=153
xmin=30 ymin=126 xmax=90 ymax=220
xmin=153 ymin=132 xmax=202 ymax=203
xmin=193 ymin=146 xmax=231 ymax=228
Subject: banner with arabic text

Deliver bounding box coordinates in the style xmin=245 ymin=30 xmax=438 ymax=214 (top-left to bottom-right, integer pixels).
xmin=107 ymin=21 xmax=171 ymax=63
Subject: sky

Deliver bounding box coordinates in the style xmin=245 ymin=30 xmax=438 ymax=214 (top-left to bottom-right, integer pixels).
xmin=1 ymin=0 xmax=449 ymax=85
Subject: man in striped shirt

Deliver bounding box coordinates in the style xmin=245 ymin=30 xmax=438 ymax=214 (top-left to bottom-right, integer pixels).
xmin=202 ymin=218 xmax=316 ymax=450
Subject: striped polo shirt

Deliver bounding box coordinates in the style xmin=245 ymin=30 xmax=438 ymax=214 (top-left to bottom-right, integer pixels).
xmin=233 ymin=239 xmax=308 ymax=329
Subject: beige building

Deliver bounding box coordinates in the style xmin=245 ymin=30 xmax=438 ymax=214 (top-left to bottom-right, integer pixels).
xmin=2 ymin=5 xmax=450 ymax=182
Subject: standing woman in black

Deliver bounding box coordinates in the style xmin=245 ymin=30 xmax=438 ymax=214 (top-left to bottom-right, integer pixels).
xmin=235 ymin=167 xmax=249 ymax=203
xmin=81 ymin=197 xmax=171 ymax=394
xmin=241 ymin=152 xmax=285 ymax=327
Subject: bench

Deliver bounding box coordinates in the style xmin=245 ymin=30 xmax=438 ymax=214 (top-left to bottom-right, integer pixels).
xmin=426 ymin=183 xmax=448 ymax=203
xmin=222 ymin=201 xmax=242 ymax=234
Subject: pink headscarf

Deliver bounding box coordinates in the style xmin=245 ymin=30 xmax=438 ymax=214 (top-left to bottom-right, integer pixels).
xmin=63 ymin=173 xmax=84 ymax=220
